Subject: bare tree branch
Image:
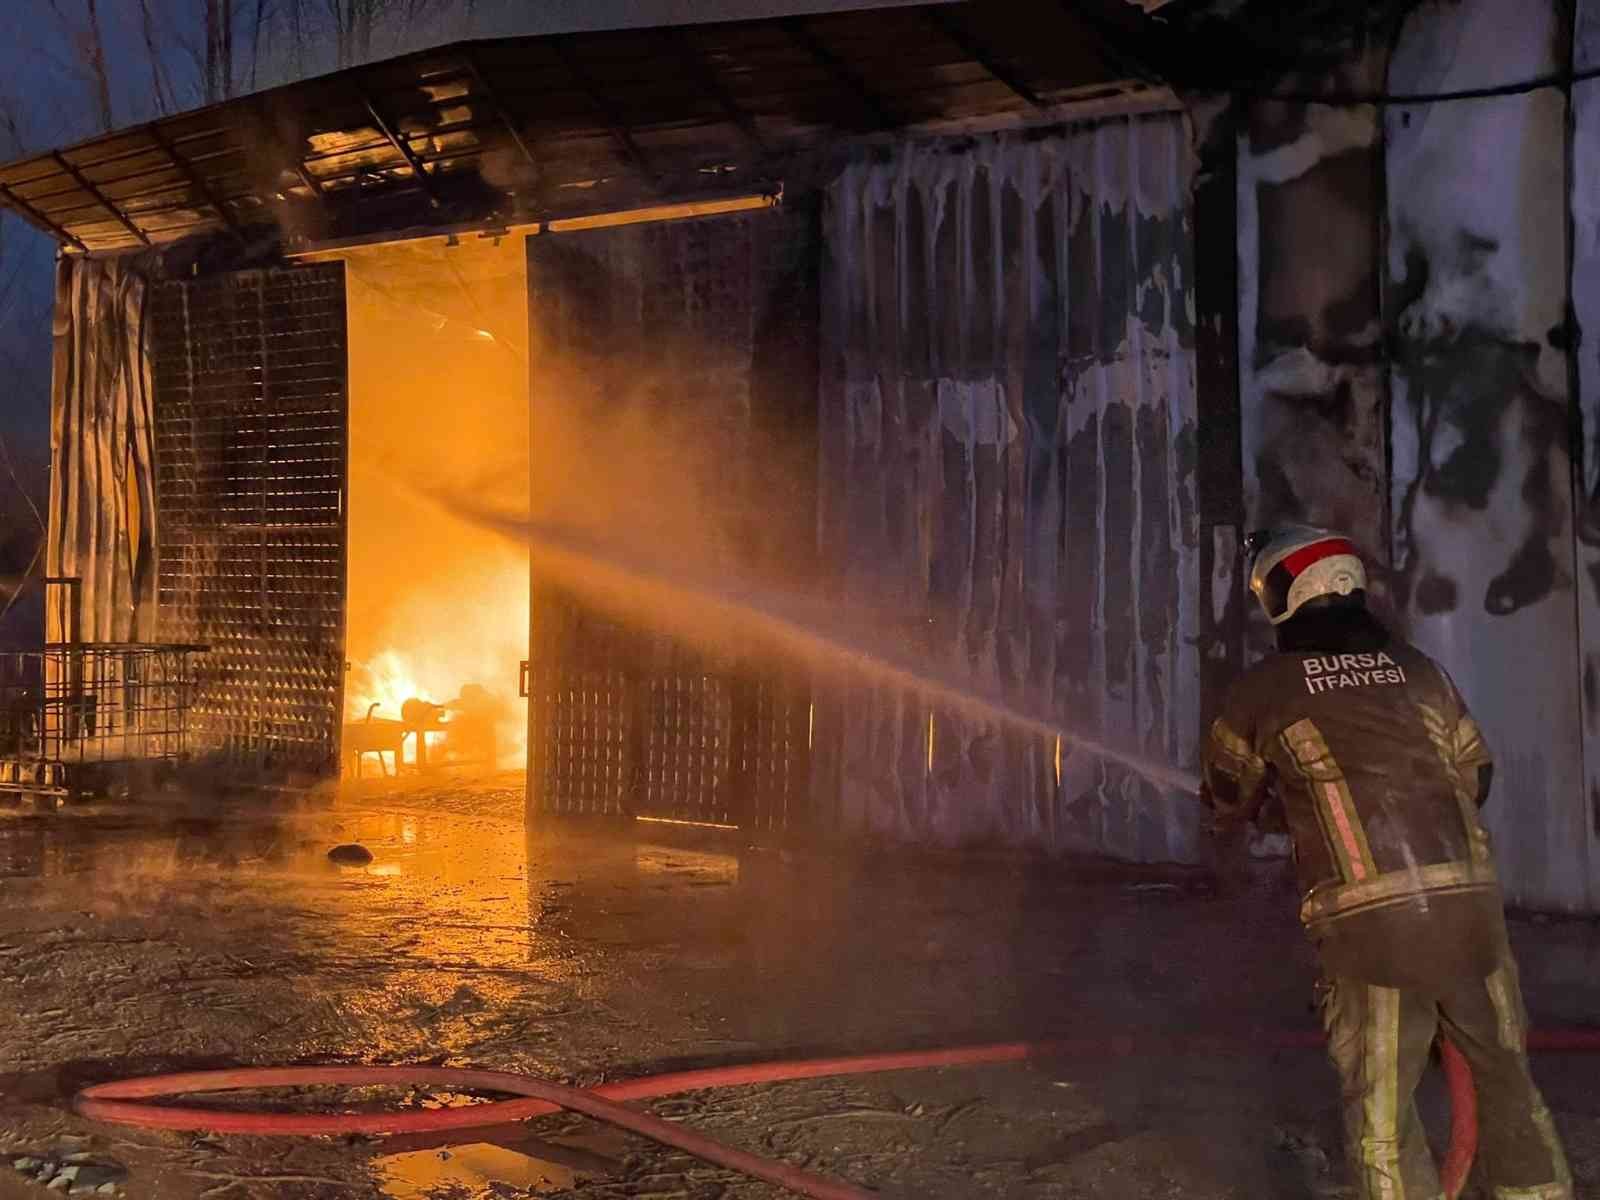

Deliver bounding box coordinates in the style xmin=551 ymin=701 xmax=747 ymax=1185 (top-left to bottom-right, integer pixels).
xmin=152 ymin=0 xmax=211 ymax=111
xmin=35 ymin=0 xmax=450 ymax=136
xmin=282 ymin=0 xmax=306 ymax=81
xmin=0 ymin=539 xmax=46 ymax=631
xmin=0 ymin=430 xmax=45 ymax=536
xmin=249 ymin=0 xmax=266 ymax=91
xmin=82 ymin=0 xmax=115 ymax=131
xmin=0 ymin=100 xmax=21 ymax=156
xmin=204 ymin=0 xmax=221 ymax=102
xmin=0 ymin=86 xmax=44 ymax=636
xmin=42 ymin=0 xmax=116 ymax=132
xmin=323 ymin=0 xmax=404 ymax=70
xmin=137 ymin=0 xmax=173 ymax=116
xmin=222 ymin=0 xmax=235 ymax=100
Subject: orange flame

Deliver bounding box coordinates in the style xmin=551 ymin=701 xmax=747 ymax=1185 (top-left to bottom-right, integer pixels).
xmin=344 ymin=548 xmax=528 ymax=771
xmin=338 ymin=233 xmax=530 ymax=778
xmin=349 ymin=649 xmax=431 ymax=723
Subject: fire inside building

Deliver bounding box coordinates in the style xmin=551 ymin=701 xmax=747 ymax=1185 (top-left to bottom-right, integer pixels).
xmin=0 ymin=1 xmax=1597 ymax=1197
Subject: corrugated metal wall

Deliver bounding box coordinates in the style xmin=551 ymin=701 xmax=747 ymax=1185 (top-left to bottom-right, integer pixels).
xmin=46 ymin=256 xmax=159 ymax=644
xmin=814 ymin=114 xmax=1202 ymax=860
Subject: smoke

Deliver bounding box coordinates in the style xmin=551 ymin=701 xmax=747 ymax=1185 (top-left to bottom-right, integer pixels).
xmin=434 ymin=500 xmax=1201 ymax=797
xmin=501 ymin=274 xmax=1197 ymax=792
xmin=341 ymin=234 xmax=530 ymax=770
xmin=524 ymin=343 xmax=816 ymax=603
xmin=332 ymin=223 xmax=1198 ymax=795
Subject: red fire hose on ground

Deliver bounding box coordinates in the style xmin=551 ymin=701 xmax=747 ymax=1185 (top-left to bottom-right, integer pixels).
xmin=70 ymin=1029 xmax=1600 ymax=1199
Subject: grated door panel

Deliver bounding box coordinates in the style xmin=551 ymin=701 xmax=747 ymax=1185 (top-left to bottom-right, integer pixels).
xmin=528 ymin=588 xmax=644 ymax=816
xmin=737 ymin=675 xmax=810 ymax=834
xmin=527 ymin=208 xmax=818 ymax=831
xmin=151 ymin=264 xmax=348 ymax=773
xmin=643 ymin=672 xmax=732 ymax=824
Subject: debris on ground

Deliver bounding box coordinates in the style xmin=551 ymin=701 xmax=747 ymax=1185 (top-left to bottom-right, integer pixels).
xmin=0 ymin=776 xmax=1593 ymax=1199
xmin=6 ymin=1153 xmax=126 ymax=1197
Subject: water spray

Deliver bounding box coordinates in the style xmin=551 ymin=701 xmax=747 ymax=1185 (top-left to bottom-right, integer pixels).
xmin=70 ymin=502 xmax=1600 ymax=1200
xmin=458 ymin=504 xmax=1202 ymax=797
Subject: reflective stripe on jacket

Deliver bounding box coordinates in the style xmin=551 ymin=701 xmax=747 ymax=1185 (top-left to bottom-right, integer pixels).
xmin=1202 ymin=637 xmax=1501 ymax=984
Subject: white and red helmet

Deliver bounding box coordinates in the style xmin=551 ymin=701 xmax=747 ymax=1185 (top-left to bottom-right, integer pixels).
xmin=1244 ymin=526 xmax=1367 ymax=625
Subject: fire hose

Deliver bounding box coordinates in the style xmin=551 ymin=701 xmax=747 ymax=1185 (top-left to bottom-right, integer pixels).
xmin=70 ymin=1029 xmax=1600 ymax=1199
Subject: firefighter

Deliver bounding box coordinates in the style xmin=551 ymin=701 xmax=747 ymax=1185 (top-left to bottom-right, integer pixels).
xmin=1201 ymin=526 xmax=1572 ymax=1200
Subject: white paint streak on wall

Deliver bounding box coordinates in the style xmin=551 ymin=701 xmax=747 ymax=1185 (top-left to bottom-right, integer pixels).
xmin=1245 ymin=106 xmax=1378 ymax=186
xmin=1575 ymin=80 xmax=1600 ymax=498
xmin=1236 ymin=98 xmax=1387 ymax=668
xmin=1226 ymin=0 xmax=1600 ymax=910
xmin=1385 ymin=0 xmax=1595 ymax=911
xmin=1573 ymin=0 xmax=1600 ymax=916
xmin=1236 ymin=103 xmax=1382 ymax=547
xmin=819 ymin=115 xmax=1200 ymax=860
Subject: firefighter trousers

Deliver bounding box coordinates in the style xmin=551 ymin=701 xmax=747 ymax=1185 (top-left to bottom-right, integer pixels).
xmin=1319 ymin=954 xmax=1572 ymax=1200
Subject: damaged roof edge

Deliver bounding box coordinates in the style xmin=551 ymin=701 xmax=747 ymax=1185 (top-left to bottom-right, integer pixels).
xmin=0 ymin=1 xmax=1177 ymax=256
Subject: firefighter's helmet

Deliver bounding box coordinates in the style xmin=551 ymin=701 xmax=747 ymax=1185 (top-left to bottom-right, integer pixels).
xmin=1243 ymin=526 xmax=1366 ymax=625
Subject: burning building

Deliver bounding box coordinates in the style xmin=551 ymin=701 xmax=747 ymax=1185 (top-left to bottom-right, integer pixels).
xmin=1 ymin=0 xmax=1597 ymax=913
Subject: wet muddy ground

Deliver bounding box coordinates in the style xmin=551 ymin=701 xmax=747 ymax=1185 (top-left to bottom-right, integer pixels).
xmin=0 ymin=777 xmax=1596 ymax=1199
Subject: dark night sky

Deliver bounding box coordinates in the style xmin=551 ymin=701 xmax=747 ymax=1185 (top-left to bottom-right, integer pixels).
xmin=0 ymin=0 xmax=939 ymax=476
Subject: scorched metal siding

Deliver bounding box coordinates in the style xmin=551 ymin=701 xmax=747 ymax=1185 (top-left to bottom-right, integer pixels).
xmin=815 ymin=113 xmax=1201 ymax=860
xmin=150 ymin=264 xmax=349 ymax=774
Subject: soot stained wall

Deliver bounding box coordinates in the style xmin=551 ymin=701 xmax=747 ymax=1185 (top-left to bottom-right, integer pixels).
xmin=818 ymin=114 xmax=1202 ymax=861
xmin=1236 ymin=0 xmax=1600 ymax=910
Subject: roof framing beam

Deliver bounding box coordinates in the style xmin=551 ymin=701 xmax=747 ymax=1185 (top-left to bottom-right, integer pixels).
xmin=357 ymin=82 xmax=442 ymax=208
xmin=778 ymin=17 xmax=893 ymax=130
xmin=464 ymin=52 xmax=542 ymax=178
xmin=289 ymin=160 xmax=324 ymax=198
xmin=51 ymin=152 xmax=150 ymax=246
xmin=250 ymin=98 xmax=330 ymax=209
xmin=923 ymin=8 xmax=1044 ymax=108
xmin=659 ymin=27 xmax=766 ymax=152
xmin=0 ymin=180 xmax=88 ymax=252
xmin=1054 ymin=0 xmax=1160 ymax=86
xmin=549 ymin=36 xmax=661 ymax=186
xmin=146 ymin=124 xmax=243 ymax=235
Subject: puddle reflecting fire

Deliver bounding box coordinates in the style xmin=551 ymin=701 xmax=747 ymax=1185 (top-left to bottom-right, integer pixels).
xmin=375 ymin=1142 xmax=576 ymax=1198
xmin=374 ymin=1126 xmax=628 ymax=1199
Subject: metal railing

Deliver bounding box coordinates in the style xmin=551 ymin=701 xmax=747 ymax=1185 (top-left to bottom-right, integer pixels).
xmin=0 ymin=643 xmax=204 ymax=796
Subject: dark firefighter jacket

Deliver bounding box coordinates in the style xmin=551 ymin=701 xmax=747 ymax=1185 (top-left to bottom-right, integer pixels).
xmin=1201 ymin=616 xmax=1503 ymax=988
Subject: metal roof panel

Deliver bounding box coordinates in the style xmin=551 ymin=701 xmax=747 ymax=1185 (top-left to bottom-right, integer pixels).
xmin=0 ymin=1 xmax=1165 ymax=254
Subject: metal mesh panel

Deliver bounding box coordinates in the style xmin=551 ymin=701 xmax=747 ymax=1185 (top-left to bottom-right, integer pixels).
xmin=642 ymin=672 xmax=732 ymax=823
xmin=739 ymin=676 xmax=809 ymax=833
xmin=527 ymin=208 xmax=818 ymax=832
xmin=151 ymin=264 xmax=348 ymax=773
xmin=538 ymin=672 xmax=633 ymax=814
xmin=527 ymin=590 xmax=638 ymax=816
xmin=0 ymin=645 xmax=200 ymax=795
